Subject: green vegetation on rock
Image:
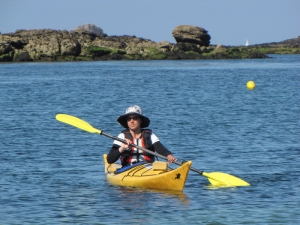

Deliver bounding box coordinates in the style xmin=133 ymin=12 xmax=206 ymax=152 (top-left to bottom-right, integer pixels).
xmin=142 ymin=47 xmax=166 ymax=60
xmin=249 ymin=46 xmax=300 ymax=54
xmin=85 ymin=46 xmax=112 ymax=55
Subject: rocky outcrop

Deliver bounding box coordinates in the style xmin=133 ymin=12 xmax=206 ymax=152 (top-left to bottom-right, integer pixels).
xmin=279 ymin=36 xmax=300 ymax=47
xmin=172 ymin=25 xmax=211 ymax=46
xmin=0 ymin=25 xmax=271 ymax=62
xmin=252 ymin=36 xmax=300 ymax=48
xmin=244 ymin=36 xmax=300 ymax=54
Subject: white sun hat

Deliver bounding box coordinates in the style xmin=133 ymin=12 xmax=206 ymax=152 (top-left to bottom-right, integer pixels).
xmin=117 ymin=105 xmax=150 ymax=128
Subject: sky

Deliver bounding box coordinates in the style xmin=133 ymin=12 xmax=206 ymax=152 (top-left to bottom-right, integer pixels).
xmin=1 ymin=0 xmax=299 ymax=46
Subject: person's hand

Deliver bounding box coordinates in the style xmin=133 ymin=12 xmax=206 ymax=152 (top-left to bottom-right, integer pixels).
xmin=167 ymin=154 xmax=177 ymax=163
xmin=119 ymin=138 xmax=132 ymax=153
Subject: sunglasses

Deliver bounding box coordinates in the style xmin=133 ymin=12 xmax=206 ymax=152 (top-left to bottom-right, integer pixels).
xmin=127 ymin=116 xmax=140 ymax=122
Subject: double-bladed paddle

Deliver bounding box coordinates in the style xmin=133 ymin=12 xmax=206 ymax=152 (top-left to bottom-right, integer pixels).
xmin=55 ymin=113 xmax=250 ymax=187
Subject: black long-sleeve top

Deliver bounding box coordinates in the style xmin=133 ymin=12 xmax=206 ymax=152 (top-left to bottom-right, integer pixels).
xmin=107 ymin=141 xmax=172 ymax=165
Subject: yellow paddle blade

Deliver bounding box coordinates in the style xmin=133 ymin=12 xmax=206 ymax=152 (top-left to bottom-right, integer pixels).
xmin=56 ymin=114 xmax=102 ymax=134
xmin=202 ymin=172 xmax=250 ymax=187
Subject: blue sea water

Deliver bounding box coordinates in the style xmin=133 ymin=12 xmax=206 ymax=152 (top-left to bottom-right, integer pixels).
xmin=0 ymin=55 xmax=299 ymax=224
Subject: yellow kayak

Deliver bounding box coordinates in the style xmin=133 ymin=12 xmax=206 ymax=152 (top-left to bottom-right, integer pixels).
xmin=103 ymin=154 xmax=192 ymax=191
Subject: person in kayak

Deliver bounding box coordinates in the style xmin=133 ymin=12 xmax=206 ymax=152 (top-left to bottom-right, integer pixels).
xmin=107 ymin=105 xmax=177 ymax=166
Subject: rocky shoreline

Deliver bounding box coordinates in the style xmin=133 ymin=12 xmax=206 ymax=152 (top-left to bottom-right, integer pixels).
xmin=0 ymin=25 xmax=299 ymax=62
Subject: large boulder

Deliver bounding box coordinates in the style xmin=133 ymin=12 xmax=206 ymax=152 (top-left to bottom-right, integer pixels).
xmin=172 ymin=25 xmax=211 ymax=46
xmin=71 ymin=24 xmax=105 ymax=36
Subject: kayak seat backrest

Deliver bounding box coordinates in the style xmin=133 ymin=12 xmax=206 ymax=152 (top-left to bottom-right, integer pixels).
xmin=107 ymin=165 xmax=120 ymax=173
xmin=152 ymin=161 xmax=168 ymax=171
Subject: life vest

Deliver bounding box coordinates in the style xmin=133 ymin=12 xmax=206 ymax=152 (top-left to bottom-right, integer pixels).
xmin=120 ymin=129 xmax=155 ymax=165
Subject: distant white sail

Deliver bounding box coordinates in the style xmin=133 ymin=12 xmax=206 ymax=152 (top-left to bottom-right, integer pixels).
xmin=246 ymin=39 xmax=249 ymax=46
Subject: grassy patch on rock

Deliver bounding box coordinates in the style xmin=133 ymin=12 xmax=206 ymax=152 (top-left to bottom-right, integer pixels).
xmin=251 ymin=47 xmax=300 ymax=54
xmin=142 ymin=47 xmax=166 ymax=60
xmin=85 ymin=46 xmax=112 ymax=55
xmin=185 ymin=51 xmax=200 ymax=55
xmin=0 ymin=53 xmax=11 ymax=61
